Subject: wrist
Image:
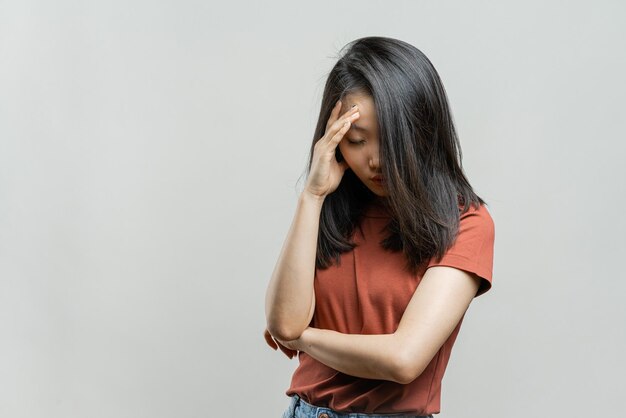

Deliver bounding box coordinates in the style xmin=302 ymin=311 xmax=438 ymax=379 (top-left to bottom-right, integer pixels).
xmin=298 ymin=327 xmax=314 ymax=351
xmin=300 ymin=190 xmax=326 ymax=206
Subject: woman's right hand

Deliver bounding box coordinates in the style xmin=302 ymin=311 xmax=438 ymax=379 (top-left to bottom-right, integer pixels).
xmin=304 ymin=100 xmax=360 ymax=198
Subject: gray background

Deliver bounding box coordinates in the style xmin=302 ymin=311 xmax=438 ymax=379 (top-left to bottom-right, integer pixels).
xmin=1 ymin=0 xmax=624 ymax=417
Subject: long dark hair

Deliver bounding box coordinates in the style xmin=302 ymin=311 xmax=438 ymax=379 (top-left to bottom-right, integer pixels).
xmin=303 ymin=36 xmax=487 ymax=275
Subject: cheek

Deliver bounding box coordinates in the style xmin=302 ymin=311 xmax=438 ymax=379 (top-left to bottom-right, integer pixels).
xmin=339 ymin=146 xmax=365 ymax=171
xmin=339 ymin=147 xmax=358 ymax=169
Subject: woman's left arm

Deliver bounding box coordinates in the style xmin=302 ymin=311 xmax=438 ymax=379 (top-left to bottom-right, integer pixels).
xmin=275 ymin=266 xmax=481 ymax=384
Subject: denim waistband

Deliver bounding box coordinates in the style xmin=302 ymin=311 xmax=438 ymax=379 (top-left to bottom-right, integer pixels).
xmin=283 ymin=394 xmax=434 ymax=418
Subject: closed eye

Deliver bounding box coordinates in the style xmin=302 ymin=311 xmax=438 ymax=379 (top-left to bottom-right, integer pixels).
xmin=348 ymin=139 xmax=366 ymax=145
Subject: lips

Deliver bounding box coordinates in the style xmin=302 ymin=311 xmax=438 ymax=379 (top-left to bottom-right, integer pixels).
xmin=371 ymin=175 xmax=385 ymax=184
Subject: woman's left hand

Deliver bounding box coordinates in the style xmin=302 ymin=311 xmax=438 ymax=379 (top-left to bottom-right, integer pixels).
xmin=264 ymin=328 xmax=300 ymax=359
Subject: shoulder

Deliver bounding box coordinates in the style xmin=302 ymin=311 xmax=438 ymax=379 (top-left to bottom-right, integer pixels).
xmin=459 ymin=203 xmax=495 ymax=237
xmin=425 ymin=202 xmax=496 ymax=298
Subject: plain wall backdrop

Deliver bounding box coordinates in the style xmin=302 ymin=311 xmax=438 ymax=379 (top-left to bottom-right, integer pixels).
xmin=1 ymin=1 xmax=624 ymax=417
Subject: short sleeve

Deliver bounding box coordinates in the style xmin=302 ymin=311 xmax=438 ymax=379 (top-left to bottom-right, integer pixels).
xmin=426 ymin=204 xmax=495 ymax=298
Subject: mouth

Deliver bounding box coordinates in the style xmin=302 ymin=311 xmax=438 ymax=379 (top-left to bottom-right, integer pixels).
xmin=371 ymin=175 xmax=385 ymax=185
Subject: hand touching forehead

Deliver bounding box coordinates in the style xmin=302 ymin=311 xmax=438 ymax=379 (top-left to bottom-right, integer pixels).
xmin=339 ymin=92 xmax=378 ymax=136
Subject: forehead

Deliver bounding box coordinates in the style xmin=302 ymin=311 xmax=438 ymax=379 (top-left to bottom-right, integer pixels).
xmin=340 ymin=92 xmax=378 ymax=133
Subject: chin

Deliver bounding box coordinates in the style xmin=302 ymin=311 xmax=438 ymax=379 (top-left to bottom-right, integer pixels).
xmin=369 ymin=188 xmax=389 ymax=197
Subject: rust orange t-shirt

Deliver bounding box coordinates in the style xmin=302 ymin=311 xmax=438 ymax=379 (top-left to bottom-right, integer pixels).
xmin=285 ymin=201 xmax=495 ymax=415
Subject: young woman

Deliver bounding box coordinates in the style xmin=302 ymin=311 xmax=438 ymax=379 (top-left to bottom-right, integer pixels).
xmin=264 ymin=36 xmax=495 ymax=418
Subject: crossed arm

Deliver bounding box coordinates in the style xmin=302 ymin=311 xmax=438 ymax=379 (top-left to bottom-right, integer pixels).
xmin=266 ymin=266 xmax=481 ymax=384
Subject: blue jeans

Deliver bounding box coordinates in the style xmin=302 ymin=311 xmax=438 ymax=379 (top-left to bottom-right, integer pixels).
xmin=281 ymin=394 xmax=434 ymax=418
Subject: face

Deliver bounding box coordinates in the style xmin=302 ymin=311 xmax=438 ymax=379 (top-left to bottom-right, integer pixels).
xmin=338 ymin=92 xmax=388 ymax=197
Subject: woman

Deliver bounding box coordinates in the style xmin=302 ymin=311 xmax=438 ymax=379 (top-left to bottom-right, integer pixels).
xmin=264 ymin=36 xmax=495 ymax=418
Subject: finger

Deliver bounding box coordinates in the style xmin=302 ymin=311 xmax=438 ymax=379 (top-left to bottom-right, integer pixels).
xmin=327 ymin=120 xmax=352 ymax=146
xmin=263 ymin=329 xmax=278 ymax=350
xmin=325 ymin=100 xmax=343 ymax=131
xmin=325 ymin=104 xmax=359 ymax=139
xmin=324 ymin=110 xmax=360 ymax=147
xmin=277 ymin=342 xmax=297 ymax=359
xmin=276 ymin=341 xmax=297 ymax=358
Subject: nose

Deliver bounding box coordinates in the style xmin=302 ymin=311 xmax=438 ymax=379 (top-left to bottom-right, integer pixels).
xmin=369 ymin=154 xmax=380 ymax=170
xmin=367 ymin=140 xmax=382 ymax=173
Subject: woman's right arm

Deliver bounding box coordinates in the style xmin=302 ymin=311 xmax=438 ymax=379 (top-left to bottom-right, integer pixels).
xmin=264 ymin=100 xmax=361 ymax=342
xmin=264 ymin=190 xmax=325 ymax=342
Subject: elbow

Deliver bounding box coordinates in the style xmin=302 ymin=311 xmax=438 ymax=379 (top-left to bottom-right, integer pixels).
xmin=266 ymin=321 xmax=305 ymax=342
xmin=392 ymin=368 xmax=422 ymax=385
xmin=265 ymin=300 xmax=314 ymax=342
xmin=389 ymin=351 xmax=425 ymax=385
